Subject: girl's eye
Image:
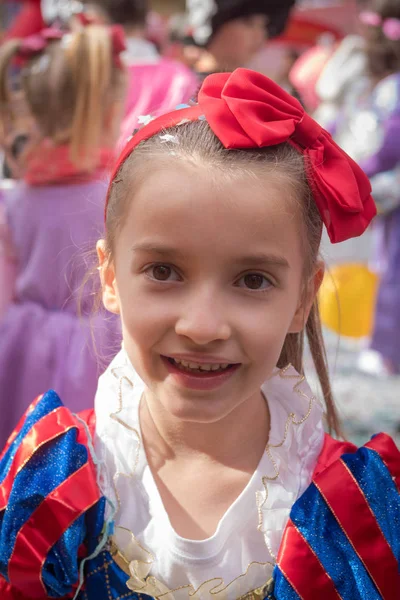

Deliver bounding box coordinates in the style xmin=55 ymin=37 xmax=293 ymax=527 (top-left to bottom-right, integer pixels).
xmin=145 ymin=264 xmax=181 ymax=282
xmin=236 ymin=273 xmax=273 ymax=291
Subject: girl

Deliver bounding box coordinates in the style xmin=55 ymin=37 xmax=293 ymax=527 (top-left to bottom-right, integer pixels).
xmin=0 ymin=69 xmax=398 ymax=600
xmin=0 ymin=23 xmax=126 ymax=447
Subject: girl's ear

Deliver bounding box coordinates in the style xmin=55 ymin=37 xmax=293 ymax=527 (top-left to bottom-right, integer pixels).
xmin=96 ymin=239 xmax=120 ymax=314
xmin=288 ymin=261 xmax=325 ymax=333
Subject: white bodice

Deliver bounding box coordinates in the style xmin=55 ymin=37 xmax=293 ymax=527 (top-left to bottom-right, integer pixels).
xmin=94 ymin=350 xmax=324 ymax=599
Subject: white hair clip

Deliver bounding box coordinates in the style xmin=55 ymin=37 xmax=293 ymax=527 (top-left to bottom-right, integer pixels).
xmin=159 ymin=134 xmax=179 ymax=144
xmin=31 ymin=54 xmax=51 ymax=75
xmin=138 ymin=115 xmax=155 ymax=126
xmin=60 ymin=33 xmax=73 ymax=49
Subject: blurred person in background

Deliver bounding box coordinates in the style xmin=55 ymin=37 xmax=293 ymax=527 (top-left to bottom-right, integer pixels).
xmin=274 ymin=46 xmax=302 ymax=102
xmin=88 ymin=0 xmax=198 ymax=146
xmin=0 ymin=23 xmax=126 ymax=447
xmin=331 ymin=0 xmax=400 ymax=376
xmin=186 ymin=0 xmax=295 ymax=81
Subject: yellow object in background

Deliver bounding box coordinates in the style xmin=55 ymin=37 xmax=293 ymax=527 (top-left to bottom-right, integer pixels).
xmin=319 ymin=263 xmax=379 ymax=339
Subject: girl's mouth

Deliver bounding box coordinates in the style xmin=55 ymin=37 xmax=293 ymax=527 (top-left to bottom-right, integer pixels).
xmin=161 ymin=356 xmax=241 ymax=390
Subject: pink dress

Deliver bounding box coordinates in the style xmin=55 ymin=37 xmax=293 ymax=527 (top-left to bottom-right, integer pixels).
xmin=120 ymin=54 xmax=199 ymax=147
xmin=0 ymin=180 xmax=17 ymax=321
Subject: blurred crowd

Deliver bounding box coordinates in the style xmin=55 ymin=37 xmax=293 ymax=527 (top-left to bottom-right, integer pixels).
xmin=1 ymin=0 xmax=400 ymax=446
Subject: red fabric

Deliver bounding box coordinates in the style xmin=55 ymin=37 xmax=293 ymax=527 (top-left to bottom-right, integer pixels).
xmin=314 ymin=458 xmax=400 ymax=599
xmin=365 ymin=433 xmax=400 ymax=492
xmin=4 ymin=1 xmax=44 ymax=42
xmin=107 ymin=68 xmax=376 ymax=244
xmin=24 ymin=143 xmax=115 ymax=186
xmin=3 ymin=405 xmax=100 ymax=596
xmin=0 ymin=406 xmax=77 ymax=511
xmin=277 ymin=522 xmax=342 ymax=599
xmin=0 ymin=395 xmax=43 ymax=463
xmin=17 ymin=27 xmax=63 ymax=63
xmin=0 ymin=576 xmax=44 ymax=600
xmin=313 ymin=433 xmax=357 ymax=478
xmin=8 ymin=462 xmax=99 ymax=596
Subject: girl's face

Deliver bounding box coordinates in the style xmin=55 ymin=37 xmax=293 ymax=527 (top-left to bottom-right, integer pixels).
xmin=209 ymin=14 xmax=268 ymax=69
xmin=99 ymin=162 xmax=321 ymax=424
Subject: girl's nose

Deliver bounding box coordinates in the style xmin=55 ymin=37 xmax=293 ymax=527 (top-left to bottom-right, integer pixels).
xmin=175 ymin=292 xmax=231 ymax=345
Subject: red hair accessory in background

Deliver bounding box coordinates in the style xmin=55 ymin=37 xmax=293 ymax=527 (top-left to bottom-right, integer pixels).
xmin=107 ymin=69 xmax=376 ymax=244
xmin=17 ymin=21 xmax=126 ymax=70
xmin=17 ymin=27 xmax=63 ymax=63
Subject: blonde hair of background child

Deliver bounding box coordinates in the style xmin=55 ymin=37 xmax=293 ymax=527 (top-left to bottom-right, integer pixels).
xmin=105 ymin=119 xmax=342 ymax=438
xmin=0 ymin=25 xmax=126 ymax=169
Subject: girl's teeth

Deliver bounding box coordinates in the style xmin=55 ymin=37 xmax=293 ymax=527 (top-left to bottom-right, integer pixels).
xmin=172 ymin=358 xmax=230 ymax=372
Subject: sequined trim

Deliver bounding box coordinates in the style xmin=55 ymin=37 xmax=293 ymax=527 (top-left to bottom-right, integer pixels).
xmin=256 ymin=367 xmax=317 ymax=561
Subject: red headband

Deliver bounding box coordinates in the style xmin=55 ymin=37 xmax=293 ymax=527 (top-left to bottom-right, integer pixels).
xmin=107 ymin=69 xmax=376 ymax=244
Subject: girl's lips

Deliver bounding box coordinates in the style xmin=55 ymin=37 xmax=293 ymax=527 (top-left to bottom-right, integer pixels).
xmin=161 ymin=356 xmax=241 ymax=391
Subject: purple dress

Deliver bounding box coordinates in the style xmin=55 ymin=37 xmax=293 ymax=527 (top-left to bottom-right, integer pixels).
xmin=334 ymin=72 xmax=400 ymax=370
xmin=0 ymin=179 xmax=121 ymax=446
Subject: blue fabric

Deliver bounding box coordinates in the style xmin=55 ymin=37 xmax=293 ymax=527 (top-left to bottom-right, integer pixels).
xmin=273 ymin=568 xmax=301 ymax=600
xmin=273 ymin=440 xmax=400 ymax=600
xmin=1 ymin=393 xmax=399 ymax=600
xmin=342 ymin=446 xmax=400 ymax=562
xmin=0 ymin=392 xmax=95 ymax=597
xmin=289 ymin=483 xmax=381 ymax=599
xmin=0 ymin=429 xmax=86 ymax=577
xmin=76 ymin=550 xmax=144 ymax=600
xmin=0 ymin=390 xmax=62 ymax=485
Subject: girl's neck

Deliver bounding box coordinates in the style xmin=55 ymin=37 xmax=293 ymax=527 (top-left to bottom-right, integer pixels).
xmin=139 ymin=389 xmax=270 ymax=469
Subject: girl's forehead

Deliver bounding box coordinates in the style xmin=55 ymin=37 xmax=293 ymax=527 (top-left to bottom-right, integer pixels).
xmin=128 ymin=162 xmax=299 ymax=227
xmin=122 ymin=164 xmax=303 ymax=259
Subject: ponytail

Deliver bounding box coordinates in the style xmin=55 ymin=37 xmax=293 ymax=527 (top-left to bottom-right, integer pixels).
xmin=0 ymin=39 xmax=22 ymax=139
xmin=66 ymin=25 xmax=114 ymax=168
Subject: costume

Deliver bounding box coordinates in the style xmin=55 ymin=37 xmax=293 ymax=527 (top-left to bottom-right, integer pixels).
xmin=0 ymin=68 xmax=386 ymax=598
xmin=0 ymin=173 xmax=121 ymax=448
xmin=0 ymin=349 xmax=399 ymax=599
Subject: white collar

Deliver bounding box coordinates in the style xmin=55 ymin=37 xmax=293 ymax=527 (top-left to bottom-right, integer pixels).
xmin=123 ymin=37 xmax=160 ymax=65
xmin=94 ymin=350 xmax=325 ymax=597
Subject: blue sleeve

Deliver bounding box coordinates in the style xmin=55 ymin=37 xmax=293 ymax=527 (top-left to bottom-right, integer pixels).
xmin=0 ymin=391 xmax=104 ymax=599
xmin=273 ymin=434 xmax=400 ymax=600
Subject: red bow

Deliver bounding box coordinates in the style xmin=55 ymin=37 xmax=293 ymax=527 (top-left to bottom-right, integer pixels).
xmin=18 ymin=28 xmax=63 ymax=62
xmin=109 ymin=25 xmax=126 ymax=69
xmin=108 ymin=69 xmax=376 ymax=243
xmin=18 ymin=22 xmax=126 ymax=71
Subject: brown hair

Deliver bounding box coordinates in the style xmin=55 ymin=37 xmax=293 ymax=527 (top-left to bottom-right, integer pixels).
xmin=104 ymin=119 xmax=341 ymax=437
xmin=363 ymin=0 xmax=400 ymax=78
xmin=88 ymin=0 xmax=149 ymax=28
xmin=0 ymin=25 xmax=126 ymax=168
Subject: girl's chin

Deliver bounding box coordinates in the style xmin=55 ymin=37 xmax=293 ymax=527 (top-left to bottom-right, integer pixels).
xmin=156 ymin=398 xmax=240 ymax=424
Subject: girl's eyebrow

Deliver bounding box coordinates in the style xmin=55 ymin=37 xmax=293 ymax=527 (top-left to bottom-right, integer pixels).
xmin=233 ymin=253 xmax=290 ymax=269
xmin=131 ymin=243 xmax=289 ymax=268
xmin=130 ymin=243 xmax=187 ymax=260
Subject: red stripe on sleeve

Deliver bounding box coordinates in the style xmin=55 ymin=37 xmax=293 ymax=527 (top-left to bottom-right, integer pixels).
xmin=314 ymin=458 xmax=400 ymax=599
xmin=277 ymin=520 xmax=342 ymax=600
xmin=8 ymin=461 xmax=100 ymax=596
